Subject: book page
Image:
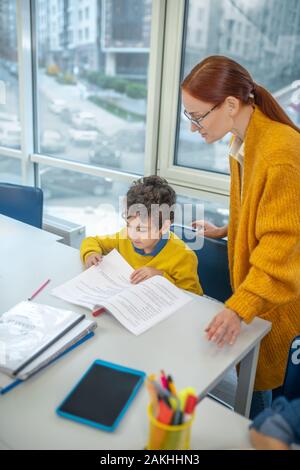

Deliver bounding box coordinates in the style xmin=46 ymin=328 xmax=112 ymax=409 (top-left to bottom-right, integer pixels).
xmin=101 ymin=275 xmax=192 ymax=335
xmin=52 ymin=249 xmax=134 ymax=310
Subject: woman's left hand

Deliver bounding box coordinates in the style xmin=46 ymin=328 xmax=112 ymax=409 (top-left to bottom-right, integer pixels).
xmin=205 ymin=307 xmax=242 ymax=347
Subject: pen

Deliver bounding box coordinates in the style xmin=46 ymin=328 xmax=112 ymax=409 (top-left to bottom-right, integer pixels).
xmin=146 ymin=378 xmax=159 ymax=417
xmin=156 ymin=399 xmax=174 ymax=425
xmin=148 ymin=377 xmax=172 ymax=405
xmin=160 ymin=369 xmax=169 ymax=390
xmin=183 ymin=394 xmax=197 ymax=423
xmin=92 ymin=307 xmax=106 ymax=317
xmin=28 ymin=279 xmax=51 ymax=301
xmin=167 ymin=374 xmax=178 ymax=395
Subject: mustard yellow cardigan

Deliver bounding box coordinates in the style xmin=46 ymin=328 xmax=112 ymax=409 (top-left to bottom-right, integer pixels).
xmin=225 ymin=106 xmax=300 ymax=390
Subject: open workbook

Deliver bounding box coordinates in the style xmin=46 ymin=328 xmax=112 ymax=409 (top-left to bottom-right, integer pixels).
xmin=52 ymin=249 xmax=193 ymax=335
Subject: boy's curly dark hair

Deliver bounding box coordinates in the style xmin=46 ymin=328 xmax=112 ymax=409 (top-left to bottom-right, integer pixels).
xmin=126 ymin=176 xmax=176 ymax=228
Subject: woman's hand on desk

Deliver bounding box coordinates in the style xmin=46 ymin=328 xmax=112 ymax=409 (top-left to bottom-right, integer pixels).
xmin=205 ymin=308 xmax=242 ymax=347
xmin=130 ymin=267 xmax=163 ymax=284
xmin=191 ymin=220 xmax=228 ymax=238
xmin=85 ymin=253 xmax=103 ymax=268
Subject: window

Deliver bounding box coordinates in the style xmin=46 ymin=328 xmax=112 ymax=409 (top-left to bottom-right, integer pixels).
xmin=0 ymin=155 xmax=21 ymax=184
xmin=35 ymin=0 xmax=152 ymax=176
xmin=174 ymin=0 xmax=300 ymax=177
xmin=0 ymin=0 xmax=21 ymax=150
xmin=176 ymin=193 xmax=229 ymax=229
xmin=39 ymin=165 xmax=129 ymax=236
xmin=34 ymin=0 xmax=156 ymax=234
xmin=111 ymin=0 xmax=144 ymax=42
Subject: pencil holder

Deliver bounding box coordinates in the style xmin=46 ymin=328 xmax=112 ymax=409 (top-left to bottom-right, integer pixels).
xmin=146 ymin=404 xmax=195 ymax=450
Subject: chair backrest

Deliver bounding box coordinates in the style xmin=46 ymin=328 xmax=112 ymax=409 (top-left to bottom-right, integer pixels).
xmin=282 ymin=335 xmax=300 ymax=400
xmin=0 ymin=182 xmax=43 ymax=228
xmin=170 ymin=224 xmax=232 ymax=303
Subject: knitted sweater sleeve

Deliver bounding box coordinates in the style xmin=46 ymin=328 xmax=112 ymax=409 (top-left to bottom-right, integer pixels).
xmin=225 ymin=164 xmax=300 ymax=323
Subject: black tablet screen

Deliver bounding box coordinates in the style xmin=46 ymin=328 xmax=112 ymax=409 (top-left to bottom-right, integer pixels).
xmin=58 ymin=362 xmax=143 ymax=429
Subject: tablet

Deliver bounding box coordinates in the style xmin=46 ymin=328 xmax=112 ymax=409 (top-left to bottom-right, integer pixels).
xmin=56 ymin=359 xmax=145 ymax=432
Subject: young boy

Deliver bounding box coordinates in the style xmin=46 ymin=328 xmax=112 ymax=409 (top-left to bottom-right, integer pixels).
xmin=80 ymin=176 xmax=203 ymax=295
xmin=250 ymin=396 xmax=300 ymax=450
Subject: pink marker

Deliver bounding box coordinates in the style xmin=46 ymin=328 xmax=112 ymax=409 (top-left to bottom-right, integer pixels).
xmin=28 ymin=279 xmax=51 ymax=301
xmin=160 ymin=370 xmax=169 ymax=390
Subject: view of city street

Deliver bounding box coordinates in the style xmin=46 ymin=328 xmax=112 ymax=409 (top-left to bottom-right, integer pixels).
xmin=1 ymin=0 xmax=300 ymax=234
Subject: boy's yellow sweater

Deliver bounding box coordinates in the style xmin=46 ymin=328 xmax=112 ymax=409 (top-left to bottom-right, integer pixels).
xmin=225 ymin=106 xmax=300 ymax=391
xmin=80 ymin=229 xmax=203 ymax=296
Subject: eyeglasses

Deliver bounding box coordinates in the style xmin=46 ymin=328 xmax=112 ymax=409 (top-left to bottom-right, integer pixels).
xmin=183 ymin=103 xmax=219 ymax=129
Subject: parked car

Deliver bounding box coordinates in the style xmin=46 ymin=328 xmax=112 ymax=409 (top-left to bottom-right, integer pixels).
xmin=71 ymin=111 xmax=98 ymax=130
xmin=0 ymin=112 xmax=19 ymax=123
xmin=48 ymin=99 xmax=69 ymax=115
xmin=110 ymin=128 xmax=145 ymax=153
xmin=89 ymin=138 xmax=121 ymax=168
xmin=0 ymin=121 xmax=21 ymax=148
xmin=40 ymin=167 xmax=113 ymax=199
xmin=9 ymin=63 xmax=18 ymax=76
xmin=40 ymin=129 xmax=67 ymax=154
xmin=69 ymin=128 xmax=99 ymax=145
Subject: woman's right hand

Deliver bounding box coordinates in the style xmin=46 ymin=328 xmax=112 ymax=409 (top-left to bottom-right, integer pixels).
xmin=85 ymin=253 xmax=103 ymax=268
xmin=191 ymin=220 xmax=228 ymax=238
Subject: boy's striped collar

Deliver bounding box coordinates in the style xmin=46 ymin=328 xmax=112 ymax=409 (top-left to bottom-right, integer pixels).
xmin=132 ymin=234 xmax=169 ymax=256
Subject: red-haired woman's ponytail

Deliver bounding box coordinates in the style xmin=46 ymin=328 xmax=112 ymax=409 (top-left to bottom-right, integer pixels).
xmin=253 ymin=83 xmax=300 ymax=133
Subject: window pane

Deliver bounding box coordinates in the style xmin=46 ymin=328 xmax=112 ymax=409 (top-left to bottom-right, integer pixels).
xmin=0 ymin=156 xmax=21 ymax=183
xmin=176 ymin=0 xmax=300 ymax=174
xmin=176 ymin=194 xmax=229 ymax=229
xmin=0 ymin=0 xmax=21 ymax=150
xmin=36 ymin=0 xmax=152 ymax=175
xmin=40 ymin=165 xmax=128 ymax=236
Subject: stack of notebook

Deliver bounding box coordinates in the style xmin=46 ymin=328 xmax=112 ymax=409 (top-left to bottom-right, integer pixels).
xmin=0 ymin=301 xmax=97 ymax=394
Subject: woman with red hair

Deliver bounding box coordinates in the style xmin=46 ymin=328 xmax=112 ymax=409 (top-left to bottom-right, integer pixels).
xmin=182 ymin=55 xmax=300 ymax=418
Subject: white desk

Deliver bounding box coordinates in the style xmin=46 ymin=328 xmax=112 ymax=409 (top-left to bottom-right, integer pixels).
xmin=0 ymin=213 xmax=62 ymax=244
xmin=0 ymin=222 xmax=271 ymax=449
xmin=193 ymin=397 xmax=253 ymax=449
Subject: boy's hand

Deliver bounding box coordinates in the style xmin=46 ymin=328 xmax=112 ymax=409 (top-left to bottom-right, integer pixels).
xmin=85 ymin=253 xmax=102 ymax=268
xmin=250 ymin=429 xmax=290 ymax=450
xmin=130 ymin=267 xmax=163 ymax=284
xmin=205 ymin=307 xmax=242 ymax=347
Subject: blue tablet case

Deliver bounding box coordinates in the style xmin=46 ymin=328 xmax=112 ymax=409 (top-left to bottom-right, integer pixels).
xmin=56 ymin=359 xmax=145 ymax=432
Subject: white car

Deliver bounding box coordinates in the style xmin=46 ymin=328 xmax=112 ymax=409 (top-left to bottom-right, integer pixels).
xmin=41 ymin=129 xmax=66 ymax=153
xmin=71 ymin=111 xmax=97 ymax=130
xmin=69 ymin=128 xmax=99 ymax=145
xmin=0 ymin=112 xmax=19 ymax=123
xmin=49 ymin=99 xmax=68 ymax=114
xmin=0 ymin=121 xmax=21 ymax=148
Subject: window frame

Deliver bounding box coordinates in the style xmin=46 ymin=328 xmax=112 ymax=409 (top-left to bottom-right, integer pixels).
xmin=157 ymin=0 xmax=230 ymax=197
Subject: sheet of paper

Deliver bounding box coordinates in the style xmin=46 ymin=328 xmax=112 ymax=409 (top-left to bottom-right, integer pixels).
xmin=52 ymin=249 xmax=134 ymax=310
xmin=101 ymin=275 xmax=191 ymax=335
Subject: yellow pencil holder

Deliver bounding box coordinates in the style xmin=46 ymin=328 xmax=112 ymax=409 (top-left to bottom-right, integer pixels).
xmin=146 ymin=404 xmax=195 ymax=450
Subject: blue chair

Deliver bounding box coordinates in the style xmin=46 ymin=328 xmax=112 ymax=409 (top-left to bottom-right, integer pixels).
xmin=280 ymin=335 xmax=300 ymax=401
xmin=170 ymin=224 xmax=232 ymax=303
xmin=0 ymin=182 xmax=43 ymax=228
